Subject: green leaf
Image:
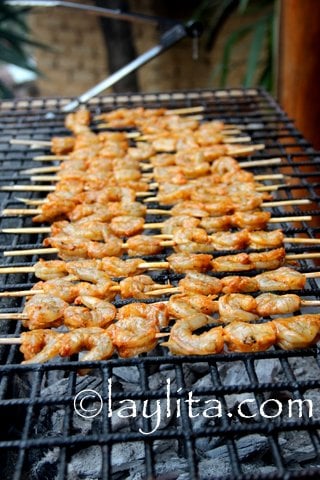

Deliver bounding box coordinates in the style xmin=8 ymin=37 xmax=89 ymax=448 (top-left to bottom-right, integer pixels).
xmin=243 ymin=17 xmax=267 ymax=87
xmin=205 ymin=0 xmax=239 ymax=50
xmin=0 ymin=27 xmax=49 ymax=51
xmin=190 ymin=0 xmax=220 ymax=21
xmin=0 ymin=44 xmax=38 ymax=72
xmin=238 ymin=0 xmax=251 ymax=13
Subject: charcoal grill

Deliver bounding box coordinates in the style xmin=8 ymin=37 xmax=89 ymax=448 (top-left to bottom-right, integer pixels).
xmin=1 ymin=88 xmax=320 ymax=479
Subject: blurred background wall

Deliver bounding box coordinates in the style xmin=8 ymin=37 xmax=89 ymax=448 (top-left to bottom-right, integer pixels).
xmin=2 ymin=0 xmax=319 ymax=147
xmin=27 ymin=0 xmax=268 ymax=97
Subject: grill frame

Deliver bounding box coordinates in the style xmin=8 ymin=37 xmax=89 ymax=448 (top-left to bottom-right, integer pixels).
xmin=1 ymin=87 xmax=320 ymax=479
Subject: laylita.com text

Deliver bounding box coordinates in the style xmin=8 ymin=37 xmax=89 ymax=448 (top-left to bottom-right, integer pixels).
xmin=73 ymin=378 xmax=313 ymax=435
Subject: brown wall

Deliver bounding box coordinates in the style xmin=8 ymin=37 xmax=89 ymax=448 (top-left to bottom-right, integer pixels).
xmin=279 ymin=0 xmax=320 ymax=149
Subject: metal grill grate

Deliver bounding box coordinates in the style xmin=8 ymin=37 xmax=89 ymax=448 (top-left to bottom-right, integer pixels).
xmin=1 ymin=88 xmax=320 ymax=479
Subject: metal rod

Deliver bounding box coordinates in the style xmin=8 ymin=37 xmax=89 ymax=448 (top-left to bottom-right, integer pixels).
xmin=62 ymin=24 xmax=189 ymax=112
xmin=4 ymin=0 xmax=175 ymax=27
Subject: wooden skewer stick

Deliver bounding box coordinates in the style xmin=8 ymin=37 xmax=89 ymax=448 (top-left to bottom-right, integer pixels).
xmin=0 ymin=337 xmax=22 ymax=344
xmin=1 ymin=227 xmax=51 ymax=234
xmin=137 ymin=134 xmax=252 ymax=144
xmin=2 ymin=188 xmax=153 ymax=206
xmin=145 ymin=145 xmax=266 ymax=160
xmin=13 ymin=179 xmax=286 ymax=206
xmin=10 ymin=132 xmax=140 ymax=149
xmin=0 ymin=162 xmax=284 ymax=192
xmin=3 ymin=240 xmax=176 ymax=257
xmin=0 ymin=277 xmax=172 ymax=297
xmin=4 ymin=278 xmax=319 ymax=300
xmin=14 ymin=197 xmax=50 ymax=206
xmin=146 ymin=199 xmax=311 ymax=216
xmin=19 ymin=157 xmax=281 ymax=180
xmin=1 ymin=215 xmax=313 ymax=235
xmin=3 ymin=242 xmax=320 ymax=260
xmin=97 ymin=115 xmax=204 ymax=126
xmin=19 ymin=162 xmax=285 ymax=181
xmin=30 ymin=134 xmax=252 ymax=162
xmin=0 ymin=313 xmax=31 ymax=319
xmin=141 ymin=158 xmax=281 ymax=176
xmin=21 ymin=166 xmax=61 ymax=174
xmin=24 ymin=176 xmax=284 ymax=194
xmin=0 ymin=260 xmax=319 ymax=279
xmin=2 ymin=228 xmax=320 ymax=247
xmin=10 ymin=139 xmax=51 ymax=147
xmin=158 ymin=106 xmax=205 ymax=115
xmin=146 ymin=268 xmax=320 ymax=296
xmin=1 ymin=185 xmax=56 ymax=192
xmin=0 ymin=289 xmax=44 ymax=297
xmin=94 ymin=106 xmax=206 ymax=120
xmin=144 ymin=185 xmax=286 ymax=203
xmin=1 ymin=199 xmax=312 ymax=217
xmin=3 ymin=295 xmax=319 ymax=326
xmin=148 ymin=174 xmax=286 ymax=189
xmin=33 ymin=155 xmax=70 ymax=161
xmin=0 ymin=260 xmax=169 ymax=275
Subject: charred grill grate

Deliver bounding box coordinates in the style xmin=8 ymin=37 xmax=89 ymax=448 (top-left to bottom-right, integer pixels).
xmin=0 ymin=88 xmax=320 ymax=479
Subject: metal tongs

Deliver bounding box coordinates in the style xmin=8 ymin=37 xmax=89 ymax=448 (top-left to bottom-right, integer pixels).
xmin=5 ymin=0 xmax=203 ymax=112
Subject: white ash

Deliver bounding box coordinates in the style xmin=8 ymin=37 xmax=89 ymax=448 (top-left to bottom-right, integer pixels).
xmin=111 ymin=441 xmax=145 ymax=467
xmin=287 ymin=356 xmax=320 ymax=382
xmin=40 ymin=375 xmax=102 ymax=398
xmin=153 ymin=439 xmax=179 ymax=454
xmin=191 ymin=373 xmax=212 ymax=390
xmin=222 ymin=357 xmax=280 ymax=386
xmin=186 ymin=362 xmax=210 ymax=376
xmin=254 ymin=358 xmax=281 ymax=383
xmin=148 ymin=369 xmax=177 ymax=389
xmin=113 ymin=366 xmax=140 ymax=384
xmin=197 ymin=435 xmax=284 ymax=479
xmin=31 ymin=448 xmax=60 ymax=480
xmin=67 ymin=443 xmax=146 ymax=480
xmin=204 ymin=434 xmax=269 ymax=461
xmin=279 ymin=430 xmax=320 ymax=468
xmin=127 ymin=453 xmax=188 ymax=480
xmin=218 ymin=360 xmax=250 ymax=386
xmin=67 ymin=446 xmax=102 ymax=480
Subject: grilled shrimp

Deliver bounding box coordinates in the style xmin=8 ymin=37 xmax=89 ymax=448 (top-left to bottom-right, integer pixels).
xmin=161 ymin=215 xmax=201 ymax=235
xmin=167 ymin=253 xmax=213 ymax=273
xmin=23 ymin=294 xmax=68 ymax=330
xmin=169 ymin=293 xmax=218 ymax=316
xmin=179 ymin=272 xmax=222 ymax=295
xmin=21 ymin=330 xmax=61 ymax=363
xmin=75 ymin=296 xmax=117 ymax=328
xmin=110 ymin=216 xmax=145 ymax=237
xmin=224 ymin=321 xmax=277 ymax=352
xmin=59 ymin=327 xmax=114 ymax=362
xmin=273 ymin=314 xmax=320 ymax=349
xmin=119 ymin=275 xmax=170 ymax=299
xmin=34 ymin=259 xmax=68 ymax=280
xmin=218 ymin=294 xmax=259 ymax=323
xmin=255 ymin=267 xmax=306 ymax=291
xmin=255 ymin=293 xmax=301 ymax=316
xmin=107 ymin=316 xmax=159 ymax=358
xmin=165 ymin=313 xmax=224 ymax=355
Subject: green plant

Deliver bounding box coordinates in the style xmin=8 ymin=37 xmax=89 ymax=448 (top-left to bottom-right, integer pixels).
xmin=0 ymin=4 xmax=46 ymax=98
xmin=192 ymin=0 xmax=277 ymax=92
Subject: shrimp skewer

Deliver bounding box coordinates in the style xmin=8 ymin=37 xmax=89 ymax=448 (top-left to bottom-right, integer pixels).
xmin=3 ymin=212 xmax=313 ymax=235
xmin=2 ymin=313 xmax=320 ymax=361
